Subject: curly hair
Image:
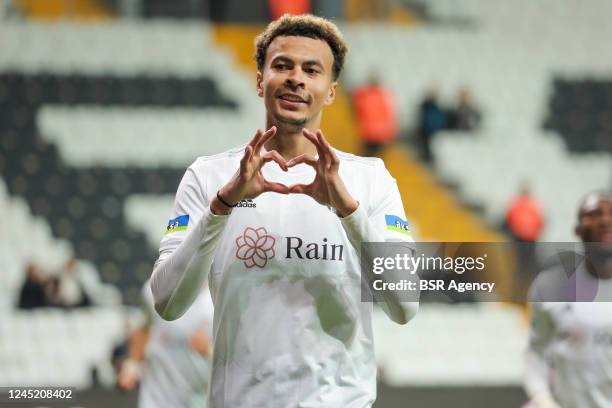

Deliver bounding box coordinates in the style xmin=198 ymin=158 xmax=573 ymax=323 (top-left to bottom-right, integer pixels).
xmin=254 ymin=14 xmax=348 ymax=81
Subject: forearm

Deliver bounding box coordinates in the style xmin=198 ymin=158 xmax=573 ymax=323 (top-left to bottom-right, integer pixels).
xmin=150 ymin=207 xmax=228 ymax=320
xmin=340 ymin=204 xmax=381 ymax=244
xmin=524 ymin=349 xmax=554 ymax=401
xmin=340 ymin=205 xmax=417 ymax=324
xmin=128 ymin=327 xmax=150 ymax=362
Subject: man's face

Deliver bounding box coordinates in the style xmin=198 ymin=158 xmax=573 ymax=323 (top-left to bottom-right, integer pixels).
xmin=256 ymin=35 xmax=337 ymax=130
xmin=576 ymin=197 xmax=612 ymax=242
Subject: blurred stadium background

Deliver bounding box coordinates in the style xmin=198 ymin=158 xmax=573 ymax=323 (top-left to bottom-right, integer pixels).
xmin=0 ymin=0 xmax=610 ymax=406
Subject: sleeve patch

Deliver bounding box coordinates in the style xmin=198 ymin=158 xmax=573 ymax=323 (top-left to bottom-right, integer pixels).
xmin=165 ymin=214 xmax=189 ymax=234
xmin=385 ymin=214 xmax=411 ymax=236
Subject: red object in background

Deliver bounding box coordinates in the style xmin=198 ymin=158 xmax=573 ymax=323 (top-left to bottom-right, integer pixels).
xmin=268 ymin=0 xmax=311 ymax=20
xmin=506 ymin=194 xmax=544 ymax=241
xmin=353 ymin=85 xmax=399 ymax=144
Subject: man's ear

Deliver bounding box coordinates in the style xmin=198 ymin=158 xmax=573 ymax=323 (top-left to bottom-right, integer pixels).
xmin=324 ymin=81 xmax=337 ymax=105
xmin=256 ymin=71 xmax=264 ymax=98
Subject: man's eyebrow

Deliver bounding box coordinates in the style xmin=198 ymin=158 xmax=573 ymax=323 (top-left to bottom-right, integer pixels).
xmin=303 ymin=60 xmax=325 ymax=70
xmin=271 ymin=56 xmax=293 ymax=64
xmin=271 ymin=56 xmax=325 ymax=70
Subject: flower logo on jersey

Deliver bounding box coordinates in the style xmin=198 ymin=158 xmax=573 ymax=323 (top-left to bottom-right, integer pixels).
xmin=235 ymin=227 xmax=276 ymax=268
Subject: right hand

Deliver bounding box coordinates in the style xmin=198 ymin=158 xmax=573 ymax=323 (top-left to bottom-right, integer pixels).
xmin=117 ymin=360 xmax=141 ymax=392
xmin=532 ymin=396 xmax=561 ymax=408
xmin=214 ymin=127 xmax=289 ymax=212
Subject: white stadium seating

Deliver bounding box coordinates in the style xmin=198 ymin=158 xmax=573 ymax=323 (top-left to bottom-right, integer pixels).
xmin=342 ymin=0 xmax=612 ymax=241
xmin=124 ymin=194 xmax=175 ymax=248
xmin=0 ymin=177 xmax=123 ymax=388
xmin=0 ymin=308 xmax=125 ymax=388
xmin=0 ymin=19 xmax=264 ymax=168
xmin=38 ymin=106 xmax=256 ymax=167
xmin=373 ymin=303 xmax=526 ymax=386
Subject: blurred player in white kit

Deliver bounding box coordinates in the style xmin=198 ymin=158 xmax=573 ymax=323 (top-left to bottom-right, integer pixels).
xmin=525 ymin=192 xmax=612 ymax=408
xmin=118 ymin=280 xmax=214 ymax=408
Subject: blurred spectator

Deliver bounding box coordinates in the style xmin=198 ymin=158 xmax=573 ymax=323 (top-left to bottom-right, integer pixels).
xmin=505 ymin=186 xmax=545 ymax=242
xmin=117 ymin=281 xmax=214 ymax=408
xmin=0 ymin=0 xmax=9 ymax=18
xmin=314 ymin=0 xmax=343 ymax=19
xmin=0 ymin=0 xmax=19 ymax=19
xmin=268 ymin=0 xmax=311 ymax=20
xmin=353 ymin=72 xmax=399 ymax=157
xmin=17 ymin=261 xmax=54 ymax=309
xmin=53 ymin=257 xmax=93 ymax=308
xmin=17 ymin=259 xmax=93 ymax=309
xmin=417 ymin=86 xmax=447 ymax=163
xmin=18 ymin=257 xmax=120 ymax=310
xmin=447 ymin=87 xmax=482 ymax=131
xmin=505 ymin=185 xmax=545 ymax=296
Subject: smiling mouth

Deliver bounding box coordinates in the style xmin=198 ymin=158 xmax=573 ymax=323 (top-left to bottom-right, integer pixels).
xmin=278 ymin=94 xmax=308 ymax=104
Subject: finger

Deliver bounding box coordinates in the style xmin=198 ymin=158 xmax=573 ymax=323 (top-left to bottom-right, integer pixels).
xmin=288 ymin=183 xmax=314 ymax=195
xmin=240 ymin=145 xmax=252 ymax=173
xmin=248 ymin=129 xmax=264 ymax=148
xmin=287 ymin=153 xmax=317 ymax=168
xmin=301 ymin=128 xmax=320 ymax=146
xmin=314 ymin=131 xmax=332 ymax=168
xmin=316 ymin=129 xmax=332 ymax=153
xmin=262 ymin=150 xmax=288 ymax=171
xmin=255 ymin=126 xmax=277 ymax=153
xmin=263 ymin=180 xmax=290 ymax=194
xmin=316 ymin=129 xmax=339 ymax=166
xmin=316 ymin=130 xmax=331 ymax=156
xmin=302 ymin=128 xmax=325 ymax=160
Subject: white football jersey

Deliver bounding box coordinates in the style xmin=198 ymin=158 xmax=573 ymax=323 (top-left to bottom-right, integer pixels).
xmin=139 ymin=282 xmax=214 ymax=408
xmin=527 ymin=263 xmax=612 ymax=408
xmin=154 ymin=145 xmax=415 ymax=408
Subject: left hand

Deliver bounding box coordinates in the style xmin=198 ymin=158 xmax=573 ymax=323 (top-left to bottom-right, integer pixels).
xmin=287 ymin=129 xmax=359 ymax=218
xmin=190 ymin=328 xmax=212 ymax=357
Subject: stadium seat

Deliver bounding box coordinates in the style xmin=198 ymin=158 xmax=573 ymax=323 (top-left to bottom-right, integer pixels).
xmin=373 ymin=303 xmax=526 ymax=385
xmin=342 ymin=1 xmax=612 ymax=240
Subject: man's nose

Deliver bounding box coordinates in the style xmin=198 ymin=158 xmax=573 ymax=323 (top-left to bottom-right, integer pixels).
xmin=285 ymin=68 xmax=305 ymax=87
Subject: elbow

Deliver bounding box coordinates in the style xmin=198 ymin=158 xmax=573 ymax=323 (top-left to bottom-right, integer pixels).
xmin=150 ymin=269 xmax=179 ymax=321
xmin=385 ymin=308 xmax=410 ymax=325
xmin=152 ymin=285 xmax=188 ymax=321
xmin=391 ymin=311 xmax=411 ymax=325
xmin=150 ymin=284 xmax=180 ymax=321
xmin=154 ymin=300 xmax=181 ymax=321
xmin=393 ymin=314 xmax=410 ymax=325
xmin=393 ymin=302 xmax=419 ymax=325
xmin=150 ymin=278 xmax=192 ymax=322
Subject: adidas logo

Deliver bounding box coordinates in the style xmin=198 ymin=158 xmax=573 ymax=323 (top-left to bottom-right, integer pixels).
xmin=235 ymin=199 xmax=256 ymax=208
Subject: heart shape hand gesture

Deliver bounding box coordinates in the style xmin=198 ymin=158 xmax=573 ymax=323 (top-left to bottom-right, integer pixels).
xmin=212 ymin=127 xmax=358 ymax=217
xmin=287 ymin=129 xmax=359 ymax=217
